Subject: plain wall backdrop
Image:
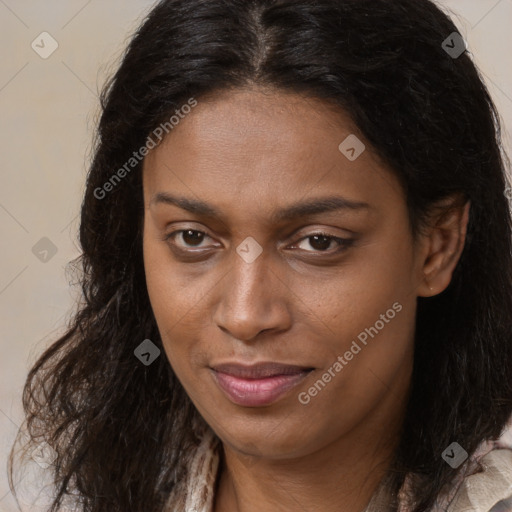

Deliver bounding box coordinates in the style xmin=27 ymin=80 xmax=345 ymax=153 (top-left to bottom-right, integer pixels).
xmin=1 ymin=1 xmax=511 ymax=510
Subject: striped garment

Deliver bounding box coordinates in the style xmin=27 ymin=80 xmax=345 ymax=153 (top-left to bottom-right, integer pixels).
xmin=164 ymin=417 xmax=512 ymax=512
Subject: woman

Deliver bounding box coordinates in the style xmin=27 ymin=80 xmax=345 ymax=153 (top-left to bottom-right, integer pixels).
xmin=9 ymin=0 xmax=512 ymax=511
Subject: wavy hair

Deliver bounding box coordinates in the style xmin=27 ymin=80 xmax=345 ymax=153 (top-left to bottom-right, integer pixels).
xmin=9 ymin=0 xmax=512 ymax=511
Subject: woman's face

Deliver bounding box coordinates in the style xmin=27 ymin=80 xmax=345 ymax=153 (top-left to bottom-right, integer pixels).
xmin=142 ymin=87 xmax=427 ymax=459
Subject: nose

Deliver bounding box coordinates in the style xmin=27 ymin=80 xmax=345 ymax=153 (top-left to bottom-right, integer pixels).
xmin=212 ymin=250 xmax=292 ymax=342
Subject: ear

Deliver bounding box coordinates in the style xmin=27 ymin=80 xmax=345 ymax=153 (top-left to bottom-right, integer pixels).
xmin=416 ymin=197 xmax=470 ymax=298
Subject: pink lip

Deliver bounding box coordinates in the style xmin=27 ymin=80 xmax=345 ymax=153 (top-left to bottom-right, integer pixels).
xmin=210 ymin=362 xmax=313 ymax=407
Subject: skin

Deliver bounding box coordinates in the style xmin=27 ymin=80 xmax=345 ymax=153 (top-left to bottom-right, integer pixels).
xmin=142 ymin=86 xmax=469 ymax=512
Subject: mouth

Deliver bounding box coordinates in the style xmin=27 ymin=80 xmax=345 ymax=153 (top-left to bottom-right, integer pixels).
xmin=210 ymin=362 xmax=314 ymax=407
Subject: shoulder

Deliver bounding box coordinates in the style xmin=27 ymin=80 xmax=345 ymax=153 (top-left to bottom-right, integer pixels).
xmin=398 ymin=420 xmax=512 ymax=512
xmin=441 ymin=420 xmax=512 ymax=512
xmin=446 ymin=448 xmax=512 ymax=512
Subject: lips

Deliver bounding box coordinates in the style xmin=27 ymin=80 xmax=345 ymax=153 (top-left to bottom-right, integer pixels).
xmin=210 ymin=362 xmax=314 ymax=407
xmin=211 ymin=362 xmax=313 ymax=379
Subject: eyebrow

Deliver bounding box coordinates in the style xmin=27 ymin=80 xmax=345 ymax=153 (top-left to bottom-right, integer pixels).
xmin=150 ymin=192 xmax=370 ymax=223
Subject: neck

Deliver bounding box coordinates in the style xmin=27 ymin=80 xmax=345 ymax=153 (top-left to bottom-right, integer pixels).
xmin=213 ymin=382 xmax=407 ymax=512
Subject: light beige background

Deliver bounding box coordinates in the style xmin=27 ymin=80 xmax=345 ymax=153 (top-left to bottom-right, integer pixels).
xmin=1 ymin=1 xmax=511 ymax=510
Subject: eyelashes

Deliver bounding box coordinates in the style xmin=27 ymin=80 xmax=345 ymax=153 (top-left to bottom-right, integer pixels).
xmin=293 ymin=232 xmax=353 ymax=253
xmin=162 ymin=229 xmax=354 ymax=255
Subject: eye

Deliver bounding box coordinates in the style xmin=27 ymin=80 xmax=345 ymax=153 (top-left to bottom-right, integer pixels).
xmin=293 ymin=233 xmax=353 ymax=253
xmin=162 ymin=229 xmax=353 ymax=255
xmin=163 ymin=229 xmax=216 ymax=250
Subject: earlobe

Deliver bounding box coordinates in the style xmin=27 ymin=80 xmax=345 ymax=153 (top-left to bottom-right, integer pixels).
xmin=418 ymin=199 xmax=470 ymax=298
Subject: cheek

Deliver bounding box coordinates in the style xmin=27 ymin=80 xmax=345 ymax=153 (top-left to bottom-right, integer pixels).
xmin=143 ymin=229 xmax=190 ymax=355
xmin=291 ymin=272 xmax=415 ymax=450
xmin=295 ymin=228 xmax=417 ymax=403
xmin=296 ymin=265 xmax=415 ymax=386
xmin=142 ymin=227 xmax=220 ymax=382
xmin=304 ymin=231 xmax=415 ymax=340
xmin=143 ymin=219 xmax=205 ymax=322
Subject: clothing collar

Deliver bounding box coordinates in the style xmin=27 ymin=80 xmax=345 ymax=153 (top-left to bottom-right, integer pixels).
xmin=166 ymin=419 xmax=512 ymax=512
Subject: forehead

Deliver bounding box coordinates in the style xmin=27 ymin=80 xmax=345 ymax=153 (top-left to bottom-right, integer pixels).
xmin=142 ymin=87 xmax=403 ymax=223
xmin=148 ymin=87 xmax=363 ymax=167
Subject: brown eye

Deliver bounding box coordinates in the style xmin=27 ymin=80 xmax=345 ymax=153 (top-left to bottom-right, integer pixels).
xmin=180 ymin=230 xmax=205 ymax=247
xmin=295 ymin=233 xmax=351 ymax=253
xmin=308 ymin=235 xmax=333 ymax=251
xmin=164 ymin=229 xmax=213 ymax=249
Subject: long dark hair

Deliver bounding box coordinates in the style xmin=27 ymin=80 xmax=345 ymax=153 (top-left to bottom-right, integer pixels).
xmin=9 ymin=1 xmax=512 ymax=511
